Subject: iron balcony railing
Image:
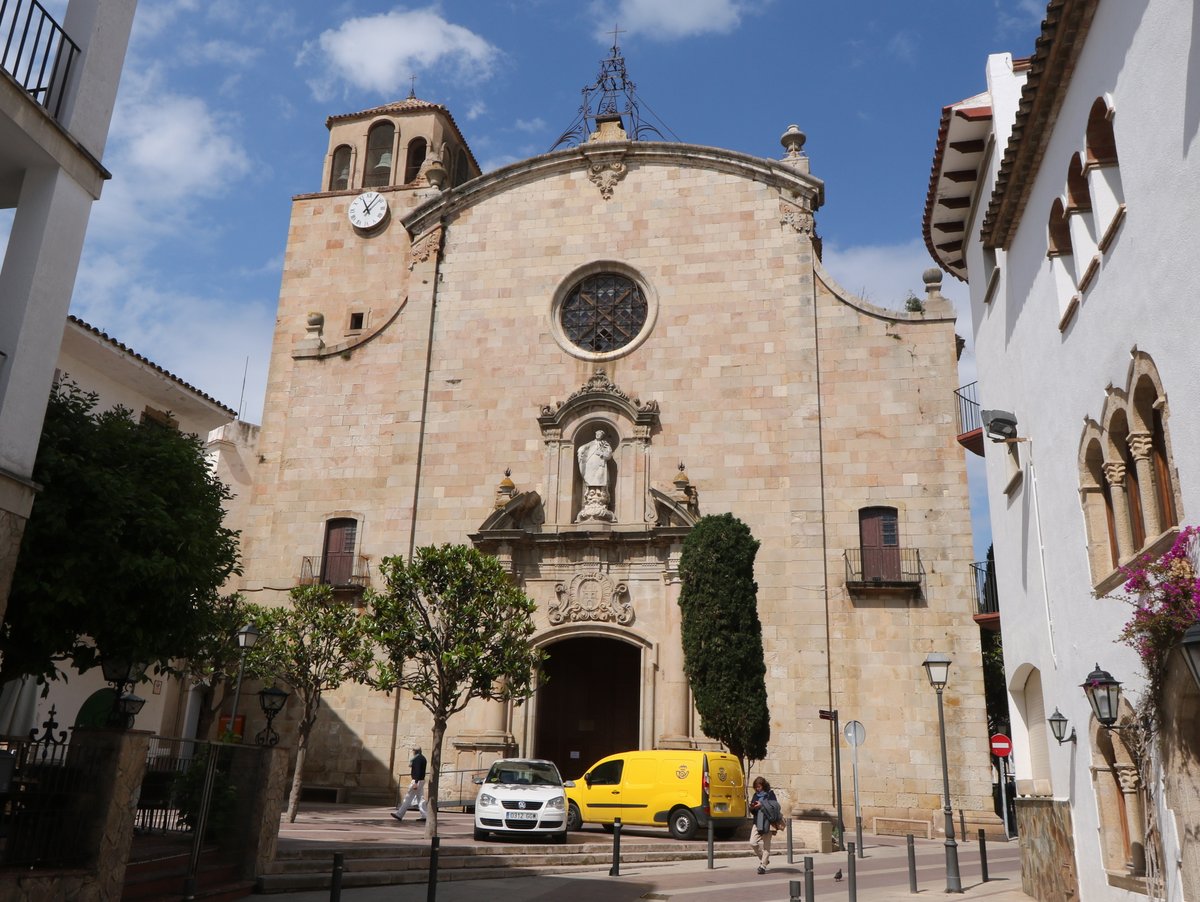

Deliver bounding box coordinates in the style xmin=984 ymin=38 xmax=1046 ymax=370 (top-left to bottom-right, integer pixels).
xmin=954 ymin=381 xmax=982 ymax=437
xmin=843 ymin=547 xmax=923 ymax=586
xmin=970 ymin=561 xmax=1000 ymax=616
xmin=0 ymin=0 xmax=80 ymax=120
xmin=299 ymin=554 xmax=372 ymax=589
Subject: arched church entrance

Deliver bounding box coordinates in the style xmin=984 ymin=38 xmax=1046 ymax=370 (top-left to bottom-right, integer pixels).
xmin=535 ymin=636 xmax=639 ymax=779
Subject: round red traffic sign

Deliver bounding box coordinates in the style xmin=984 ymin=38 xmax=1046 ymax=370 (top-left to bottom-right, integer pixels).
xmin=990 ymin=734 xmax=1012 ymax=757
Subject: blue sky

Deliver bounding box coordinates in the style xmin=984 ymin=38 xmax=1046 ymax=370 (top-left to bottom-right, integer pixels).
xmin=18 ymin=0 xmax=1048 ymax=559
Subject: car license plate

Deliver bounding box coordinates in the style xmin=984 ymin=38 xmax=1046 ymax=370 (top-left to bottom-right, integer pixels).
xmin=714 ymin=802 xmax=728 ymax=812
xmin=507 ymin=811 xmax=537 ymax=821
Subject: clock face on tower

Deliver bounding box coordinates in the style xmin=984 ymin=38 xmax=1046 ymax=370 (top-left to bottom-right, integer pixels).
xmin=347 ymin=191 xmax=388 ymax=230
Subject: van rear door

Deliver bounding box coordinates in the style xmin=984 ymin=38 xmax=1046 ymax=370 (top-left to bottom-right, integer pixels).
xmin=706 ymin=754 xmax=746 ymax=818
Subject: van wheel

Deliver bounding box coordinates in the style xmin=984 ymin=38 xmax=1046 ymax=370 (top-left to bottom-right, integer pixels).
xmin=566 ymin=802 xmax=583 ymax=832
xmin=668 ymin=808 xmax=698 ymax=840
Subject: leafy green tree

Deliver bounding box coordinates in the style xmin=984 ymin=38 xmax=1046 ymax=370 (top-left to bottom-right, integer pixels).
xmin=248 ymin=584 xmax=374 ymax=822
xmin=1 ymin=381 xmax=241 ymax=684
xmin=180 ymin=593 xmax=268 ymax=740
xmin=367 ymin=544 xmax=544 ymax=838
xmin=678 ymin=513 xmax=771 ymax=764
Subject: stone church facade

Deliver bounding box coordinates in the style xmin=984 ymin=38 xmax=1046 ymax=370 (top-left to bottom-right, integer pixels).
xmin=237 ymin=64 xmax=997 ymax=833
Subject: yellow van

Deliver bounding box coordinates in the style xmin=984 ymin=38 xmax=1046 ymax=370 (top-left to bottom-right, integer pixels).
xmin=564 ymin=749 xmax=746 ymax=840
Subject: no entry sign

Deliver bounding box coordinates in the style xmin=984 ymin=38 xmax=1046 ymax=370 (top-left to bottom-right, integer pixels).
xmin=990 ymin=734 xmax=1012 ymax=757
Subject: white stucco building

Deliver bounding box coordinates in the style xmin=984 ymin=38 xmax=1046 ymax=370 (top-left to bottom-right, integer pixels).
xmin=925 ymin=0 xmax=1200 ymax=898
xmin=0 ymin=0 xmax=137 ymax=629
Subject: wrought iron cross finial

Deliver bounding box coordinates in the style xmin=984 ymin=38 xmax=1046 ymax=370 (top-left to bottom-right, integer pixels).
xmin=609 ymin=23 xmax=625 ymax=48
xmin=407 ymin=74 xmax=417 ymax=99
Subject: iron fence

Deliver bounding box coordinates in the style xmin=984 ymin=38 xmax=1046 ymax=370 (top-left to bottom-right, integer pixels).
xmin=843 ymin=547 xmax=923 ymax=585
xmin=298 ymin=554 xmax=372 ymax=589
xmin=0 ymin=727 xmax=96 ymax=868
xmin=954 ymin=381 xmax=982 ymax=436
xmin=970 ymin=561 xmax=1000 ymax=615
xmin=0 ymin=0 xmax=80 ymax=119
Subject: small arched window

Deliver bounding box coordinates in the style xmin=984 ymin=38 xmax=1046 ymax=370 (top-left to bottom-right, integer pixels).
xmin=1152 ymin=407 xmax=1177 ymax=530
xmin=405 ymin=137 xmax=428 ymax=183
xmin=455 ymin=151 xmax=470 ymax=187
xmin=329 ymin=144 xmax=352 ymax=192
xmin=1047 ymin=198 xmax=1073 ymax=257
xmin=1065 ymin=154 xmax=1091 ymax=213
xmin=1086 ymin=98 xmax=1118 ymax=166
xmin=363 ymin=122 xmax=395 ymax=188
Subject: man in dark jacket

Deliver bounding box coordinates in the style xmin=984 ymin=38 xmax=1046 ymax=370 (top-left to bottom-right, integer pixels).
xmin=391 ymin=746 xmax=428 ymax=822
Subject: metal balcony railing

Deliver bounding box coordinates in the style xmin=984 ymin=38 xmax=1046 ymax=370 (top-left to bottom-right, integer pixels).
xmin=970 ymin=561 xmax=1000 ymax=616
xmin=299 ymin=554 xmax=372 ymax=589
xmin=843 ymin=547 xmax=923 ymax=587
xmin=1 ymin=0 xmax=80 ymax=120
xmin=954 ymin=381 xmax=982 ymax=437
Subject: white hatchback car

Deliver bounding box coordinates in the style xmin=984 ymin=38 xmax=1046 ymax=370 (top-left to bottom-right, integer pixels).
xmin=473 ymin=758 xmax=572 ymax=843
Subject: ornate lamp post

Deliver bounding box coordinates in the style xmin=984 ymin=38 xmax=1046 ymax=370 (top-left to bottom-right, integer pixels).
xmin=255 ymin=685 xmax=289 ymax=746
xmin=922 ymin=653 xmax=962 ymax=893
xmin=1047 ymin=708 xmax=1076 ymax=745
xmin=226 ymin=624 xmax=260 ymax=741
xmin=101 ymin=656 xmax=146 ymax=729
xmin=1081 ymin=663 xmax=1122 ymax=727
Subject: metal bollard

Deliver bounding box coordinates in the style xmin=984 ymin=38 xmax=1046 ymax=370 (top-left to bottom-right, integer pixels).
xmin=707 ymin=815 xmax=714 ymax=869
xmin=804 ymin=855 xmax=815 ymax=900
xmin=856 ymin=814 xmax=864 ymax=858
xmin=789 ymin=878 xmax=803 ymax=901
xmin=847 ymin=842 xmax=857 ymax=902
xmin=787 ymin=817 xmax=794 ymax=864
xmin=330 ymin=851 xmax=344 ymax=902
xmin=426 ymin=836 xmax=439 ymax=902
xmin=907 ymin=834 xmax=918 ymax=893
xmin=960 ymin=810 xmax=968 ymax=841
xmin=609 ymin=818 xmax=622 ymax=876
xmin=979 ymin=829 xmax=989 ymax=883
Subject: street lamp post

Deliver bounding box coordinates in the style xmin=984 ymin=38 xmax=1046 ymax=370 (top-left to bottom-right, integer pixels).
xmin=923 ymin=653 xmax=963 ymax=893
xmin=227 ymin=624 xmax=261 ymax=741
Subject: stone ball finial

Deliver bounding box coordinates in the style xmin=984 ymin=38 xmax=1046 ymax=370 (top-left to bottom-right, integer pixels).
xmin=673 ymin=461 xmax=690 ymax=487
xmin=781 ymin=124 xmax=807 ymax=158
xmin=499 ymin=467 xmax=515 ymax=489
xmin=923 ymin=267 xmax=943 ymax=288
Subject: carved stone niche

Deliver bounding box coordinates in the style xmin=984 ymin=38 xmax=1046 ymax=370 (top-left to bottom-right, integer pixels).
xmin=550 ymin=570 xmax=633 ymax=625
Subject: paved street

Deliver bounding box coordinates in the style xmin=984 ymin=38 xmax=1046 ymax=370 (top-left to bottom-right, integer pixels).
xmin=273 ymin=807 xmax=1029 ymax=901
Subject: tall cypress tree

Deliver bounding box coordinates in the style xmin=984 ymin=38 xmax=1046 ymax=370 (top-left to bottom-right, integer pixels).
xmin=678 ymin=513 xmax=770 ymax=763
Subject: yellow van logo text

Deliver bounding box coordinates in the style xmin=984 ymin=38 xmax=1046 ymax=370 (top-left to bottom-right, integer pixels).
xmin=676 ymin=765 xmax=689 ymax=779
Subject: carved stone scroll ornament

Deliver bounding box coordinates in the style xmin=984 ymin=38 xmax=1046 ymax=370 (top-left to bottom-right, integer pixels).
xmin=780 ymin=198 xmax=814 ymax=235
xmin=550 ymin=571 xmax=633 ymax=625
xmin=588 ymin=160 xmax=628 ymax=200
xmin=409 ymin=226 xmax=443 ymax=270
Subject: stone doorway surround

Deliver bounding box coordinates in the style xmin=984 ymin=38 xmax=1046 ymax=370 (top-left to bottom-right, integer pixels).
xmin=462 ymin=371 xmax=705 ymax=770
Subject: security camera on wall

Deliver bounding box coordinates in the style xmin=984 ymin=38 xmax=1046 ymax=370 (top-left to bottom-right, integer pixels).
xmin=981 ymin=409 xmax=1019 ymax=443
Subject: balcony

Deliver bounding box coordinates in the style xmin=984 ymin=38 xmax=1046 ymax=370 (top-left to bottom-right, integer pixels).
xmin=1 ymin=0 xmax=80 ymax=120
xmin=970 ymin=561 xmax=1000 ymax=631
xmin=844 ymin=547 xmax=923 ymax=595
xmin=954 ymin=382 xmax=984 ymax=457
xmin=299 ymin=554 xmax=372 ymax=590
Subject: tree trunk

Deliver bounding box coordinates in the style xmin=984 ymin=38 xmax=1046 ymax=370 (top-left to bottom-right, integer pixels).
xmin=425 ymin=716 xmax=447 ymax=839
xmin=287 ymin=718 xmax=313 ymax=823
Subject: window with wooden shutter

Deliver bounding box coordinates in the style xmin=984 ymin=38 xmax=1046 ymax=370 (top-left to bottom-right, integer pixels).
xmin=321 ymin=518 xmax=357 ymax=587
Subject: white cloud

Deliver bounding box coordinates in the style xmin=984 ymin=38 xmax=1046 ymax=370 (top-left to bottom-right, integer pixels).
xmin=90 ymin=70 xmax=251 ymax=242
xmin=886 ymin=29 xmax=919 ymax=64
xmin=996 ymin=0 xmax=1046 ymax=33
xmin=303 ymin=8 xmax=500 ymax=101
xmin=70 ymin=273 xmax=275 ymax=423
xmin=179 ymin=39 xmax=262 ymax=68
xmin=514 ymin=117 xmax=546 ymax=134
xmin=465 ymin=100 xmax=488 ymax=120
xmin=592 ymin=0 xmax=752 ymax=40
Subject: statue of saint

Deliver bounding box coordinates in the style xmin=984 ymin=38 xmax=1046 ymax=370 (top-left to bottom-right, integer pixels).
xmin=576 ymin=429 xmax=615 ymax=522
xmin=577 ymin=429 xmax=612 ymax=487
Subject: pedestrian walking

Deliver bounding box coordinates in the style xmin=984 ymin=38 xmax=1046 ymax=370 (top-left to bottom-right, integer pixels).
xmin=749 ymin=776 xmax=781 ymax=874
xmin=391 ymin=746 xmax=429 ymax=822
